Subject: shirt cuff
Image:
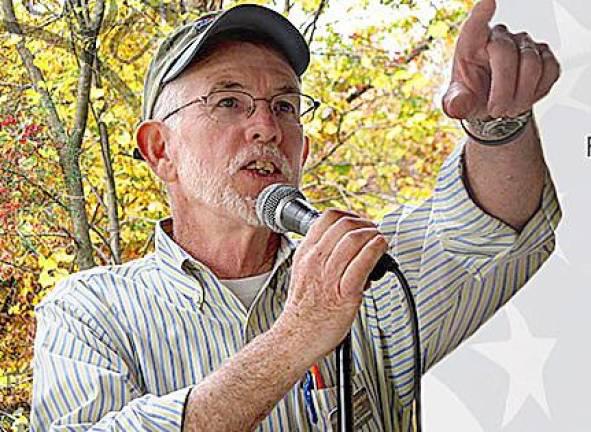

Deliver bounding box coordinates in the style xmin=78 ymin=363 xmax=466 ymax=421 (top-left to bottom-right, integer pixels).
xmin=181 ymin=386 xmax=194 ymax=431
xmin=432 ymin=140 xmax=562 ymax=277
xmin=132 ymin=386 xmax=194 ymax=430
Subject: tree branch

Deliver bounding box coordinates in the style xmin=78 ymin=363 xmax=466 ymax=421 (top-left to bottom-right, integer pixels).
xmin=302 ymin=0 xmax=327 ymax=46
xmin=2 ymin=0 xmax=97 ymax=269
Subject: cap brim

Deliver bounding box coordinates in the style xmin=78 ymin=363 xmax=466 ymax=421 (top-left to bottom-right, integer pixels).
xmin=162 ymin=4 xmax=310 ymax=84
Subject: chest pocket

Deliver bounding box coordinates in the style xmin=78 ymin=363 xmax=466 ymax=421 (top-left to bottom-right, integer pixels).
xmin=309 ymin=372 xmax=383 ymax=431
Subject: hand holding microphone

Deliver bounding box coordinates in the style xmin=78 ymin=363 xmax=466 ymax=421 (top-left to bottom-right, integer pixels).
xmin=257 ymin=184 xmax=390 ymax=361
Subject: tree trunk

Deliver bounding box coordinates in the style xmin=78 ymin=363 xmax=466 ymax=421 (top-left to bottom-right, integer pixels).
xmin=98 ymin=120 xmax=121 ymax=264
xmin=2 ymin=0 xmax=96 ymax=269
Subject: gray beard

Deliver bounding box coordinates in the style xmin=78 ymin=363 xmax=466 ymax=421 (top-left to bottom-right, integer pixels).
xmin=176 ymin=145 xmax=298 ymax=227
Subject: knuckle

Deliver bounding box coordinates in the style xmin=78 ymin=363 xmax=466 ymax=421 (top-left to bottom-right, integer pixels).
xmin=491 ymin=37 xmax=517 ymax=51
xmin=323 ymin=209 xmax=361 ymax=226
xmin=521 ymin=47 xmax=540 ymax=59
xmin=335 ymin=215 xmax=374 ymax=231
xmin=323 ymin=208 xmax=347 ymax=221
xmin=549 ymin=56 xmax=561 ymax=69
xmin=370 ymin=235 xmax=389 ymax=252
xmin=337 ymin=216 xmax=362 ymax=228
xmin=344 ymin=227 xmax=375 ymax=243
xmin=343 ymin=229 xmax=363 ymax=243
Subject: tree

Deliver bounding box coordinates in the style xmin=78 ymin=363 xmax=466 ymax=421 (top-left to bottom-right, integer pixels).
xmin=0 ymin=0 xmax=470 ymax=428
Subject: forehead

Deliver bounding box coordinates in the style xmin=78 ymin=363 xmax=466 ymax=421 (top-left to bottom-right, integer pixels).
xmin=177 ymin=40 xmax=300 ymax=92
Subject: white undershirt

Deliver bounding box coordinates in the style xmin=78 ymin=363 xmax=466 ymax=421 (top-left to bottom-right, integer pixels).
xmin=221 ymin=271 xmax=272 ymax=310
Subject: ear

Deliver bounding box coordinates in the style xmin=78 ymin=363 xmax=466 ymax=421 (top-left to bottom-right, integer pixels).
xmin=135 ymin=121 xmax=177 ymax=182
xmin=301 ymin=135 xmax=310 ymax=167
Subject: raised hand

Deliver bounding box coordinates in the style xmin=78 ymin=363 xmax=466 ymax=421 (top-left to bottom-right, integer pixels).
xmin=441 ymin=0 xmax=561 ymax=120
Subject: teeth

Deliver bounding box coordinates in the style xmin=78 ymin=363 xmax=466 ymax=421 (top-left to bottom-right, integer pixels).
xmin=245 ymin=160 xmax=276 ymax=174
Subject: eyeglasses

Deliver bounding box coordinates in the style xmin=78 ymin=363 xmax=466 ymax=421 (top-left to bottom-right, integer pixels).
xmin=160 ymin=90 xmax=321 ymax=125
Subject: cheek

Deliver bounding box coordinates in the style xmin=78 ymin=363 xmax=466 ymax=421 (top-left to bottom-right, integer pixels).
xmin=177 ymin=121 xmax=230 ymax=164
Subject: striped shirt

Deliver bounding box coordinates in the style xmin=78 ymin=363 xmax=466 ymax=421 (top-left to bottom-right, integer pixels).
xmin=31 ymin=141 xmax=561 ymax=431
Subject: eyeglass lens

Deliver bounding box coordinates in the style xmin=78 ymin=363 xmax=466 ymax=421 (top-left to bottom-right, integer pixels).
xmin=205 ymin=91 xmax=316 ymax=124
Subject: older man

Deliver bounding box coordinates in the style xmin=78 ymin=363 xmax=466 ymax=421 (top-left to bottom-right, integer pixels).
xmin=31 ymin=1 xmax=561 ymax=431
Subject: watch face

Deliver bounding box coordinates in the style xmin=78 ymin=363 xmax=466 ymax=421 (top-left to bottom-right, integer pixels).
xmin=461 ymin=111 xmax=532 ymax=145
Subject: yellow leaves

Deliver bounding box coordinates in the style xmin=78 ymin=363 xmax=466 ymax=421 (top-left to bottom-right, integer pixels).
xmin=22 ymin=87 xmax=41 ymax=106
xmin=37 ymin=253 xmax=72 ymax=288
xmin=428 ymin=22 xmax=450 ymax=39
xmin=38 ymin=271 xmax=55 ymax=288
xmin=228 ymin=0 xmax=271 ymax=7
xmin=323 ymin=122 xmax=339 ymax=135
xmin=38 ymin=255 xmax=57 ymax=272
xmin=393 ymin=69 xmax=413 ymax=81
xmin=114 ymin=129 xmax=132 ymax=146
xmin=7 ymin=304 xmax=22 ymax=315
xmin=147 ymin=201 xmax=165 ymax=213
xmin=53 ymin=251 xmax=75 ymax=263
xmin=401 ymin=72 xmax=431 ymax=96
xmin=92 ymin=88 xmax=106 ymax=112
xmin=5 ymin=34 xmax=22 ymax=47
xmin=361 ymin=55 xmax=373 ymax=69
xmin=38 ymin=268 xmax=69 ymax=289
xmin=10 ymin=415 xmax=29 ymax=432
xmin=373 ymin=73 xmax=394 ymax=90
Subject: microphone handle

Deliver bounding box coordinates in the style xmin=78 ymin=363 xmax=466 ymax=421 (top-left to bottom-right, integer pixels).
xmin=280 ymin=199 xmax=395 ymax=282
xmin=369 ymin=253 xmax=396 ymax=281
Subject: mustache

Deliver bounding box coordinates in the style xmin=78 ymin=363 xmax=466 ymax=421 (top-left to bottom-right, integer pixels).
xmin=227 ymin=145 xmax=295 ymax=181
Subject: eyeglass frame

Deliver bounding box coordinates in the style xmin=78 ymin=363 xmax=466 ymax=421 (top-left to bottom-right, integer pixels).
xmin=159 ymin=89 xmax=321 ymax=125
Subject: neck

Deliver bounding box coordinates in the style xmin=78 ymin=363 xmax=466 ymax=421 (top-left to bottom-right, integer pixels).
xmin=170 ymin=202 xmax=281 ymax=280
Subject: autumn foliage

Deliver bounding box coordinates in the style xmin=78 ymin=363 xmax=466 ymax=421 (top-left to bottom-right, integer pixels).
xmin=0 ymin=0 xmax=472 ymax=428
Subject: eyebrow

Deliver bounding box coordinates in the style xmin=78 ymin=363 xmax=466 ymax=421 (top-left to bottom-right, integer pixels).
xmin=209 ymin=80 xmax=300 ymax=94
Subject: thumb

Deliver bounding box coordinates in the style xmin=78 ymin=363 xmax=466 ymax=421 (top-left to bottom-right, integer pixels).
xmin=441 ymin=81 xmax=479 ymax=119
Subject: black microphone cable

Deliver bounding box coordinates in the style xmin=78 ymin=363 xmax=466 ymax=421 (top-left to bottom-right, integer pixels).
xmin=256 ymin=184 xmax=422 ymax=431
xmin=386 ymin=258 xmax=422 ymax=432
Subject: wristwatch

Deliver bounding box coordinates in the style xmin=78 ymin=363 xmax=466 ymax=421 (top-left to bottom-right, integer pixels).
xmin=460 ymin=109 xmax=533 ymax=146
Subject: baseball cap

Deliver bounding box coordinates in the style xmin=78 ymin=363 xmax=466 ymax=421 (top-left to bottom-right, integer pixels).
xmin=141 ymin=4 xmax=310 ymax=123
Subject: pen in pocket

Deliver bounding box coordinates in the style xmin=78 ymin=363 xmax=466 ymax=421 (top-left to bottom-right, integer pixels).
xmin=310 ymin=363 xmax=326 ymax=389
xmin=304 ymin=370 xmax=318 ymax=424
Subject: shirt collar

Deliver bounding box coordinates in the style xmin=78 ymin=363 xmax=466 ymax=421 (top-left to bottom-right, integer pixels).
xmin=154 ymin=217 xmax=297 ymax=280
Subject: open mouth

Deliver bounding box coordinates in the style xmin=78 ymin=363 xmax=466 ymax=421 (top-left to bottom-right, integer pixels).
xmin=240 ymin=160 xmax=281 ymax=177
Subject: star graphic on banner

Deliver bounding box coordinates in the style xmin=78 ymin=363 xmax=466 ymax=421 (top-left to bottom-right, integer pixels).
xmin=553 ymin=242 xmax=570 ymax=265
xmin=471 ymin=304 xmax=557 ymax=427
xmin=553 ymin=0 xmax=591 ymax=64
xmin=535 ymin=1 xmax=591 ymax=119
xmin=537 ymin=63 xmax=591 ymax=119
xmin=422 ymin=374 xmax=485 ymax=432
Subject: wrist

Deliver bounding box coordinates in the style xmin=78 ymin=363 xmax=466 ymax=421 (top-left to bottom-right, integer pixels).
xmin=460 ymin=109 xmax=533 ymax=146
xmin=270 ymin=313 xmax=319 ymax=368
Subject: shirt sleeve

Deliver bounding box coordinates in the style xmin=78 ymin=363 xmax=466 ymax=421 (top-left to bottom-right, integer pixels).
xmin=376 ymin=139 xmax=561 ymax=406
xmin=31 ymin=284 xmax=193 ymax=431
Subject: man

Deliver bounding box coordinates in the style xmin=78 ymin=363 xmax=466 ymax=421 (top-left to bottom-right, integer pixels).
xmin=31 ymin=1 xmax=561 ymax=431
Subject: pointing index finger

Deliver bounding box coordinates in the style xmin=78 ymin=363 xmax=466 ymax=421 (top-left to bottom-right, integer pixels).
xmin=456 ymin=0 xmax=497 ymax=54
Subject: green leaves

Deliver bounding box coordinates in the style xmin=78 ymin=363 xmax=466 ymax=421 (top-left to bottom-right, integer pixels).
xmin=0 ymin=0 xmax=470 ymax=424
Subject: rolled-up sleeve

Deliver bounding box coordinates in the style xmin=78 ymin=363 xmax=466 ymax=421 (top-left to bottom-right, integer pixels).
xmin=421 ymin=139 xmax=561 ymax=368
xmin=377 ymin=139 xmax=561 ymax=405
xmin=31 ymin=287 xmax=192 ymax=431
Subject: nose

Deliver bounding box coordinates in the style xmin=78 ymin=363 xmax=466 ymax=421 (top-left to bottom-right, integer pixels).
xmin=245 ymin=100 xmax=283 ymax=144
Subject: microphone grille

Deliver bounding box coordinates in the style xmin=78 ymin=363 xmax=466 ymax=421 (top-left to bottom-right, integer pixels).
xmin=256 ymin=184 xmax=302 ymax=233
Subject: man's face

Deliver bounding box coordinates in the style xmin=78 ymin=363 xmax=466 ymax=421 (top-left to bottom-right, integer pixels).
xmin=164 ymin=41 xmax=308 ymax=226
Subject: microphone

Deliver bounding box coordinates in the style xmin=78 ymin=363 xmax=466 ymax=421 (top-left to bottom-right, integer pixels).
xmin=256 ymin=183 xmax=396 ymax=281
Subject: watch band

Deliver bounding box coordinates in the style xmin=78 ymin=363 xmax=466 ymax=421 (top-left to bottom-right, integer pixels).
xmin=460 ymin=109 xmax=533 ymax=146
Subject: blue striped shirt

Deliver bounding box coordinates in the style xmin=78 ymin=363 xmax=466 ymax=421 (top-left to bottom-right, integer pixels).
xmin=31 ymin=141 xmax=561 ymax=431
